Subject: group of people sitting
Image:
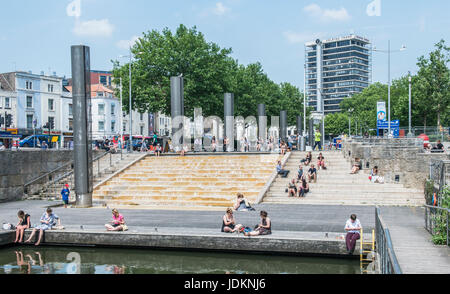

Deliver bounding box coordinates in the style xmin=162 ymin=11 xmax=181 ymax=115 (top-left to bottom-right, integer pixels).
xmin=350 ymin=158 xmax=384 ymax=184
xmin=222 ymin=209 xmax=271 ymax=237
xmin=283 ymin=152 xmax=328 ymax=198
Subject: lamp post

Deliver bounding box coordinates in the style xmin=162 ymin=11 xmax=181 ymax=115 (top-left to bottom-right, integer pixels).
xmin=408 ymin=73 xmax=413 ymax=137
xmin=118 ymin=47 xmax=143 ymax=152
xmin=303 ymin=63 xmax=307 ymax=137
xmin=373 ymin=41 xmax=407 ymax=138
xmin=348 ymin=108 xmax=354 ymax=137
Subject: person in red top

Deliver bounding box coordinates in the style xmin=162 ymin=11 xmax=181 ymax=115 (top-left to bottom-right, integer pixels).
xmin=105 ymin=209 xmax=126 ymax=231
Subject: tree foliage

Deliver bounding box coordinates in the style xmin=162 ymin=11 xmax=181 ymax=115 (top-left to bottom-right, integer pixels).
xmin=112 ymin=24 xmax=305 ymax=125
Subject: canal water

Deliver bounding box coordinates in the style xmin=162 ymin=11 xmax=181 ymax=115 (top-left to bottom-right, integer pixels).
xmin=0 ymin=246 xmax=360 ymax=274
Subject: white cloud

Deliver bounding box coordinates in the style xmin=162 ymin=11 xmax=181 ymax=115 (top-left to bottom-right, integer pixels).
xmin=303 ymin=3 xmax=350 ymax=22
xmin=213 ymin=2 xmax=230 ymax=16
xmin=283 ymin=31 xmax=327 ymax=44
xmin=117 ymin=36 xmax=140 ymax=50
xmin=73 ymin=19 xmax=114 ymax=37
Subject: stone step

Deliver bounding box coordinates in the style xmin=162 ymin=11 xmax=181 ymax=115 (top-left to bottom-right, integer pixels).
xmin=263 ymin=199 xmax=425 ymax=206
xmin=267 ymin=192 xmax=424 ymax=198
xmin=268 ymin=186 xmax=422 ymax=193
xmin=94 ymin=199 xmax=235 ymax=207
xmin=93 ymin=191 xmax=259 ymax=198
xmin=102 ymin=181 xmax=267 ymax=188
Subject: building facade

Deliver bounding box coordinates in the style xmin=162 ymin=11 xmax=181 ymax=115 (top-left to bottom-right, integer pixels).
xmin=305 ymin=35 xmax=371 ymax=114
xmin=0 ymin=82 xmax=17 ymax=131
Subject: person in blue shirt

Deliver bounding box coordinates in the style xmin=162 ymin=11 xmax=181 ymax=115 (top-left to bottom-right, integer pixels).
xmin=61 ymin=184 xmax=70 ymax=208
xmin=276 ymin=161 xmax=289 ymax=178
xmin=25 ymin=208 xmax=60 ymax=246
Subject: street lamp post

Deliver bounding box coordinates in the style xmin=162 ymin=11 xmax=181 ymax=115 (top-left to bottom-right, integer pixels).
xmin=348 ymin=108 xmax=354 ymax=137
xmin=408 ymin=73 xmax=412 ymax=137
xmin=373 ymin=41 xmax=406 ymax=138
xmin=128 ymin=47 xmax=132 ymax=152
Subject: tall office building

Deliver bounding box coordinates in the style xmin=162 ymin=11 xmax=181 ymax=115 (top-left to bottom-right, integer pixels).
xmin=305 ymin=35 xmax=371 ymax=114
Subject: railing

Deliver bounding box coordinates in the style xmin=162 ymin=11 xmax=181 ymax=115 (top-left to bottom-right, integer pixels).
xmin=23 ymin=149 xmax=124 ymax=197
xmin=429 ymin=160 xmax=450 ymax=205
xmin=424 ymin=205 xmax=450 ymax=247
xmin=375 ymin=207 xmax=403 ymax=274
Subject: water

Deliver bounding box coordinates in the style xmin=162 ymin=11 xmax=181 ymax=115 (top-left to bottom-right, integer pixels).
xmin=0 ymin=246 xmax=360 ymax=274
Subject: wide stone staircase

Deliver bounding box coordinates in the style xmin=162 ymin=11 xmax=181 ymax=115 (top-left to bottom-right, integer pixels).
xmin=263 ymin=151 xmax=425 ymax=206
xmin=93 ymin=154 xmax=282 ymax=210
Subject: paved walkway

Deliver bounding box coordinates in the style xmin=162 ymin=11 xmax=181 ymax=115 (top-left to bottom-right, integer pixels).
xmin=380 ymin=207 xmax=450 ymax=274
xmin=0 ymin=200 xmax=375 ymax=233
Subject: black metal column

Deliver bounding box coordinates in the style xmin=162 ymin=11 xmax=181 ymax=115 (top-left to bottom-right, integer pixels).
xmin=224 ymin=93 xmax=234 ymax=152
xmin=280 ymin=110 xmax=287 ymax=142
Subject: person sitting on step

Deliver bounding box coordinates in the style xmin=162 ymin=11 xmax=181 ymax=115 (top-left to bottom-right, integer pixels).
xmin=350 ymin=158 xmax=362 ymax=174
xmin=221 ymin=208 xmax=243 ymax=234
xmin=317 ymin=153 xmax=326 ymax=170
xmin=233 ymin=193 xmax=255 ymax=211
xmin=301 ymin=152 xmax=312 ymax=166
xmin=25 ymin=208 xmax=60 ymax=246
xmin=244 ymin=211 xmax=272 ymax=237
xmin=287 ymin=178 xmax=298 ymax=197
xmin=14 ymin=210 xmax=31 ymax=243
xmin=299 ymin=178 xmax=309 ymax=197
xmin=307 ymin=164 xmax=317 ymax=183
xmin=297 ymin=165 xmax=304 ymax=181
xmin=276 ymin=161 xmax=289 ymax=178
xmin=345 ymin=214 xmax=362 ymax=255
xmin=369 ymin=166 xmax=384 ymax=184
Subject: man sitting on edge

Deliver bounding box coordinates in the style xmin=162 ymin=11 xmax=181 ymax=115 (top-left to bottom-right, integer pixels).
xmin=345 ymin=214 xmax=362 ymax=255
xmin=276 ymin=161 xmax=289 ymax=178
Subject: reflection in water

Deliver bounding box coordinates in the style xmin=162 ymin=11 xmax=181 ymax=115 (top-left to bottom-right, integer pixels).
xmin=0 ymin=247 xmax=360 ymax=274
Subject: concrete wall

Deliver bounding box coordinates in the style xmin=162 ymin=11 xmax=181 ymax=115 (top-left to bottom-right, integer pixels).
xmin=342 ymin=138 xmax=449 ymax=189
xmin=0 ymin=150 xmax=102 ymax=203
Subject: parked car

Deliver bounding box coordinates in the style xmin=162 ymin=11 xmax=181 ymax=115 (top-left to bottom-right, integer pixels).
xmin=19 ymin=135 xmax=53 ymax=148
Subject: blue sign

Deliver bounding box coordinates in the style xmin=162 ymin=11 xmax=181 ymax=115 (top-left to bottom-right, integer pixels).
xmin=377 ymin=120 xmax=400 ymax=138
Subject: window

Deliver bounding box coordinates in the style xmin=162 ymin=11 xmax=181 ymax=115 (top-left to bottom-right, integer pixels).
xmin=98 ymin=104 xmax=105 ymax=115
xmin=140 ymin=113 xmax=144 ymax=121
xmin=27 ymin=115 xmax=33 ymax=129
xmin=26 ymin=81 xmax=33 ymax=90
xmin=140 ymin=126 xmax=144 ymax=135
xmin=100 ymin=76 xmax=107 ymax=85
xmin=123 ymin=123 xmax=126 ymax=132
xmin=111 ymin=121 xmax=115 ymax=132
xmin=97 ymin=92 xmax=104 ymax=97
xmin=48 ymin=99 xmax=54 ymax=111
xmin=26 ymin=96 xmax=33 ymax=108
xmin=69 ymin=118 xmax=73 ymax=131
xmin=5 ymin=97 xmax=10 ymax=109
xmin=48 ymin=117 xmax=55 ymax=129
xmin=69 ymin=104 xmax=73 ymax=116
xmin=111 ymin=104 xmax=115 ymax=115
xmin=48 ymin=84 xmax=54 ymax=92
xmin=98 ymin=121 xmax=105 ymax=132
xmin=0 ymin=97 xmax=3 ymax=109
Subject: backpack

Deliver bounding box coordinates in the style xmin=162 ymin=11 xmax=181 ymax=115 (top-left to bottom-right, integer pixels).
xmin=2 ymin=223 xmax=15 ymax=230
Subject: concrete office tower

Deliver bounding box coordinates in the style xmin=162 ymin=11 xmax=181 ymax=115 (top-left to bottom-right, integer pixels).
xmin=71 ymin=45 xmax=93 ymax=208
xmin=224 ymin=93 xmax=234 ymax=152
xmin=257 ymin=104 xmax=267 ymax=141
xmin=171 ymin=76 xmax=184 ymax=148
xmin=280 ymin=111 xmax=287 ymax=142
xmin=305 ymin=35 xmax=371 ymax=114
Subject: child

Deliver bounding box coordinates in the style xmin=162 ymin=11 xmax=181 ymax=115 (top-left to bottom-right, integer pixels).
xmin=14 ymin=210 xmax=31 ymax=243
xmin=61 ymin=184 xmax=70 ymax=208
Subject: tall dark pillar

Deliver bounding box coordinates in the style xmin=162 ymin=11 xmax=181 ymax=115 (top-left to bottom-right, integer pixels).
xmin=280 ymin=110 xmax=287 ymax=142
xmin=309 ymin=118 xmax=314 ymax=147
xmin=258 ymin=104 xmax=266 ymax=141
xmin=71 ymin=45 xmax=93 ymax=208
xmin=296 ymin=115 xmax=303 ymax=135
xmin=224 ymin=93 xmax=234 ymax=152
xmin=171 ymin=77 xmax=184 ymax=147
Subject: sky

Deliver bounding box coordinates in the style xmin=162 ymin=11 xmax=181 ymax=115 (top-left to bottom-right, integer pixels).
xmin=0 ymin=0 xmax=449 ymax=89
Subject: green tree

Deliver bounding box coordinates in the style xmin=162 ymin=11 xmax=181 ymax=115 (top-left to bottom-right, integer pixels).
xmin=325 ymin=113 xmax=350 ymax=136
xmin=415 ymin=39 xmax=450 ymax=128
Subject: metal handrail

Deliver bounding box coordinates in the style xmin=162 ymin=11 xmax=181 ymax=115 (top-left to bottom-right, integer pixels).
xmin=23 ymin=149 xmax=121 ymax=192
xmin=424 ymin=204 xmax=450 ymax=247
xmin=375 ymin=207 xmax=403 ymax=274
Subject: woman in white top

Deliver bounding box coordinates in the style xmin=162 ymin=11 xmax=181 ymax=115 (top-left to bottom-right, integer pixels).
xmin=345 ymin=214 xmax=362 ymax=255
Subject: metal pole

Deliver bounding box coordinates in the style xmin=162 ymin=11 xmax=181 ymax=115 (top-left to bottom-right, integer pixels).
xmin=119 ymin=77 xmax=123 ymax=143
xmin=71 ymin=45 xmax=93 ymax=208
xmin=408 ymin=74 xmax=412 ymax=136
xmin=303 ymin=63 xmax=307 ymax=137
xmin=388 ymin=40 xmax=391 ymax=137
xmin=129 ymin=46 xmax=132 ymax=153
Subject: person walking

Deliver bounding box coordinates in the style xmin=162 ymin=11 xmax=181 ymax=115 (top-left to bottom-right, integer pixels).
xmin=313 ymin=129 xmax=322 ymax=151
xmin=61 ymin=184 xmax=70 ymax=208
xmin=345 ymin=214 xmax=362 ymax=255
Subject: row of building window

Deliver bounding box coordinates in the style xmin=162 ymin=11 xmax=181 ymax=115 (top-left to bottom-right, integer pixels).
xmin=0 ymin=97 xmax=11 ymax=108
xmin=323 ymin=75 xmax=369 ymax=83
xmin=323 ymin=69 xmax=369 ymax=78
xmin=323 ymin=51 xmax=369 ymax=61
xmin=323 ymin=46 xmax=369 ymax=56
xmin=323 ymin=57 xmax=369 ymax=66
xmin=323 ymin=63 xmax=369 ymax=72
xmin=323 ymin=80 xmax=369 ymax=88
xmin=324 ymin=39 xmax=369 ymax=49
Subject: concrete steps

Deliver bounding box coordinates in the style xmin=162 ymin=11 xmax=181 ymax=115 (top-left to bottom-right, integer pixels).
xmin=93 ymin=154 xmax=282 ymax=209
xmin=263 ymin=151 xmax=426 ymax=206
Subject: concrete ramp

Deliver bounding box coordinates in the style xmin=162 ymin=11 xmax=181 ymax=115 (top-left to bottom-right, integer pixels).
xmin=93 ymin=154 xmax=282 ymax=210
